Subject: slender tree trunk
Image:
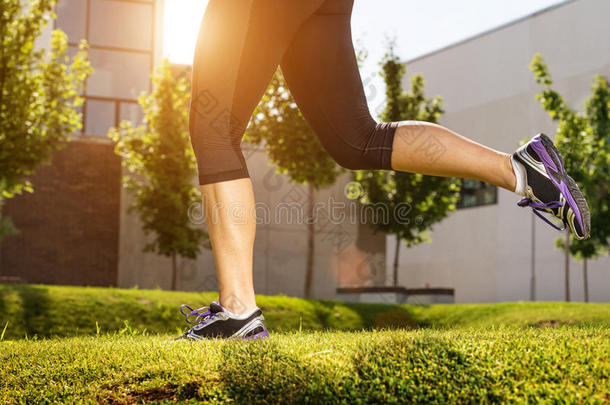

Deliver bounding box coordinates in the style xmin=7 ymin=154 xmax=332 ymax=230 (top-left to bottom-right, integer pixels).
xmin=304 ymin=184 xmax=315 ymax=298
xmin=583 ymin=258 xmax=589 ymax=303
xmin=564 ymin=232 xmax=570 ymax=302
xmin=530 ymin=211 xmax=536 ymax=301
xmin=393 ymin=237 xmax=400 ymax=287
xmin=171 ymin=251 xmax=177 ymax=291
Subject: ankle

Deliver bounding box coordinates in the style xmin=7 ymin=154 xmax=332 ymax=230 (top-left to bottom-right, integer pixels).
xmin=503 ymin=153 xmax=518 ymax=192
xmin=219 ymin=294 xmax=257 ymax=315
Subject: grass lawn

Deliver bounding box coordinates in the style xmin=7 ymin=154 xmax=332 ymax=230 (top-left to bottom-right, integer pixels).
xmin=1 ymin=285 xmax=609 ymax=404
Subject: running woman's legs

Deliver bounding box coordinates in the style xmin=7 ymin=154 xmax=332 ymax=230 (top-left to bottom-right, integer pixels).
xmin=189 ymin=0 xmax=326 ymax=314
xmin=187 ymin=0 xmax=583 ymax=322
xmin=279 ymin=0 xmax=517 ymax=192
xmin=279 ymin=0 xmax=586 ymax=238
xmin=190 ymin=0 xmax=518 ymax=314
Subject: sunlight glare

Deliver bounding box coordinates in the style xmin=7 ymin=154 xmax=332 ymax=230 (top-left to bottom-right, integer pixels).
xmin=163 ymin=0 xmax=208 ymax=65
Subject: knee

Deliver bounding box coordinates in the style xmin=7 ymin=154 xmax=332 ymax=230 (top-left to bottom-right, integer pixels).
xmin=330 ymin=146 xmax=364 ymax=170
xmin=325 ymin=121 xmax=398 ymax=171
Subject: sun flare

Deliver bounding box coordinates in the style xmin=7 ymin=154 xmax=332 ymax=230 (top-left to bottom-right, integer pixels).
xmin=162 ymin=0 xmax=208 ymax=65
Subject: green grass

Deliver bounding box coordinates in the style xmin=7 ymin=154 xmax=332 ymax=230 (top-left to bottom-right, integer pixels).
xmin=0 ymin=285 xmax=609 ymax=403
xmin=0 ymin=284 xmax=414 ymax=340
xmin=1 ymin=328 xmax=608 ymax=404
xmin=2 ymin=284 xmax=608 ymax=340
xmin=407 ymin=301 xmax=610 ymax=329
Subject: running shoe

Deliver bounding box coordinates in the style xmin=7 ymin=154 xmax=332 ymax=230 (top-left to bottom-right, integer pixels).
xmin=174 ymin=301 xmax=269 ymax=341
xmin=512 ymin=133 xmax=590 ymax=240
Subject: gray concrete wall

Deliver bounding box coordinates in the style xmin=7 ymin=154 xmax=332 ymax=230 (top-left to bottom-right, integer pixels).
xmin=393 ymin=0 xmax=610 ymax=302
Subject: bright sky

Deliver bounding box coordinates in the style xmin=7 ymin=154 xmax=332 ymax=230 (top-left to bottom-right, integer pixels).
xmin=163 ymin=0 xmax=565 ymax=109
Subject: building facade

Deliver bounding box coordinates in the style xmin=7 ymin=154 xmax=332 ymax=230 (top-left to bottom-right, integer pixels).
xmin=1 ymin=0 xmax=162 ymax=287
xmin=1 ymin=0 xmax=385 ymax=300
xmin=392 ymin=0 xmax=610 ymax=302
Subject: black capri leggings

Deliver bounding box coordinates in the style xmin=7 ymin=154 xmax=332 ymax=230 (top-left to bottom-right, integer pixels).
xmin=189 ymin=0 xmax=398 ymax=185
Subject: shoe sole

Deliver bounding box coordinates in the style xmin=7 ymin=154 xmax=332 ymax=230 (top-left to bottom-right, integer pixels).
xmin=173 ymin=329 xmax=270 ymax=342
xmin=536 ymin=134 xmax=591 ymax=239
xmin=238 ymin=330 xmax=270 ymax=341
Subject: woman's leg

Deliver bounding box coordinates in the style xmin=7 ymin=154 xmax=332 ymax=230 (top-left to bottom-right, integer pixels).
xmin=280 ymin=0 xmax=518 ymax=192
xmin=189 ymin=0 xmax=325 ymax=314
xmin=200 ymin=178 xmax=258 ymax=314
xmin=390 ymin=122 xmax=516 ymax=191
xmin=280 ymin=0 xmax=589 ymax=242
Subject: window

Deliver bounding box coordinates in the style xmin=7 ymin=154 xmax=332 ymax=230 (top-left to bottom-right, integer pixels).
xmin=89 ymin=0 xmax=153 ymax=51
xmin=86 ymin=49 xmax=151 ymax=99
xmin=53 ymin=0 xmax=156 ymax=137
xmin=120 ymin=102 xmax=144 ymax=125
xmin=55 ymin=0 xmax=87 ymax=42
xmin=85 ymin=99 xmax=115 ymax=136
xmin=457 ymin=179 xmax=497 ymax=209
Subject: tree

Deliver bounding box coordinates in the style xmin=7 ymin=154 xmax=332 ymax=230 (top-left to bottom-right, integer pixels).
xmin=354 ymin=43 xmax=461 ymax=286
xmin=109 ymin=59 xmax=208 ymax=290
xmin=0 ymin=0 xmax=91 ymax=240
xmin=530 ymin=54 xmax=609 ymax=302
xmin=245 ymin=68 xmax=343 ymax=298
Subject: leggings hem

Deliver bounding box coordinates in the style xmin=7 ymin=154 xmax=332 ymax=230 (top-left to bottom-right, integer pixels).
xmin=199 ymin=167 xmax=250 ymax=186
xmin=379 ymin=121 xmax=398 ymax=170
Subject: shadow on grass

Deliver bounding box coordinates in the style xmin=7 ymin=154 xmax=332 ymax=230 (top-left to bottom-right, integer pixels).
xmin=119 ymin=334 xmax=499 ymax=404
xmin=0 ymin=284 xmax=52 ymax=339
xmin=337 ymin=301 xmax=417 ymax=330
xmin=19 ymin=284 xmax=53 ymax=338
xmin=107 ymin=382 xmax=201 ymax=404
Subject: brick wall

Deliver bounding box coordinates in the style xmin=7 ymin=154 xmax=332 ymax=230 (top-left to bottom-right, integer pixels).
xmin=0 ymin=138 xmax=121 ymax=286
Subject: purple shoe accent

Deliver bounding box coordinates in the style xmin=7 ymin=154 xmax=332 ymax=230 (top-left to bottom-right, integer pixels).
xmin=239 ymin=330 xmax=270 ymax=341
xmin=518 ymin=197 xmax=565 ymax=231
xmin=180 ymin=302 xmax=221 ymax=325
xmin=530 ymin=136 xmax=558 ymax=173
xmin=528 ymin=136 xmax=584 ymax=233
xmin=517 ymin=197 xmax=562 ymax=210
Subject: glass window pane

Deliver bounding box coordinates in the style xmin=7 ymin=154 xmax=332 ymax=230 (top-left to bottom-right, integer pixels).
xmin=457 ymin=180 xmax=497 ymax=209
xmin=55 ymin=0 xmax=87 ymax=42
xmin=120 ymin=102 xmax=144 ymax=126
xmin=85 ymin=99 xmax=116 ymax=136
xmin=87 ymin=49 xmax=151 ymax=99
xmin=89 ymin=0 xmax=153 ymax=50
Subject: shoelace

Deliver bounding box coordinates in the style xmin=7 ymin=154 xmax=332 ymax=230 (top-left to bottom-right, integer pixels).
xmin=180 ymin=304 xmax=218 ymax=325
xmin=517 ymin=197 xmax=566 ymax=231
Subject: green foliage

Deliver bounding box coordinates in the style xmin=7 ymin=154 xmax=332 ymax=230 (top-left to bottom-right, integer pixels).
xmin=355 ymin=44 xmax=461 ymax=248
xmin=108 ymin=59 xmax=207 ymax=261
xmin=245 ymin=68 xmax=342 ymax=188
xmin=530 ymin=53 xmax=610 ymax=260
xmin=0 ymin=0 xmax=91 ymax=238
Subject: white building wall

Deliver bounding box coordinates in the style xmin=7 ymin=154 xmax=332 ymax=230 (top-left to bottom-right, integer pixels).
xmin=392 ymin=0 xmax=610 ymax=302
